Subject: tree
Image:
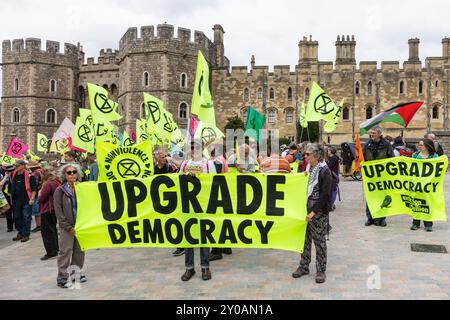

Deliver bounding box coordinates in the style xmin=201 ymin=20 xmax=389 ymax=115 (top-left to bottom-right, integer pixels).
xmin=224 ymin=116 xmax=245 ymax=131
xmin=296 ymin=120 xmax=320 ymax=143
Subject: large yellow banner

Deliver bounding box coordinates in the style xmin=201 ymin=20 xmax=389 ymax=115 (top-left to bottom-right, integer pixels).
xmin=75 ymin=174 xmax=308 ymax=253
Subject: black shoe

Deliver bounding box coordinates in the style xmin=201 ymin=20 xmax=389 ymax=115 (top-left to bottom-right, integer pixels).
xmin=316 ymin=272 xmax=326 ymax=284
xmin=20 ymin=236 xmax=30 ymax=243
xmin=365 ymin=220 xmax=374 ymax=226
xmin=57 ymin=280 xmax=73 ymax=289
xmin=181 ymin=269 xmax=196 ymax=281
xmin=222 ymin=248 xmax=232 ymax=255
xmin=292 ymin=267 xmax=310 ymax=278
xmin=31 ymin=227 xmax=41 ymax=233
xmin=378 ymin=220 xmax=387 ymax=227
xmin=209 ymin=253 xmax=223 ymax=262
xmin=202 ymin=268 xmax=212 ymax=281
xmin=40 ymin=254 xmax=57 ymax=261
xmin=172 ymin=248 xmax=185 ymax=256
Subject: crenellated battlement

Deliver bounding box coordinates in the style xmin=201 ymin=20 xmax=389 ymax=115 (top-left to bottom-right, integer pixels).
xmin=118 ymin=24 xmax=214 ymax=57
xmin=2 ymin=38 xmax=78 ymax=56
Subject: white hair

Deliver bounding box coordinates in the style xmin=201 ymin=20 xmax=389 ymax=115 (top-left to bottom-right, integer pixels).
xmin=59 ymin=163 xmax=84 ymax=182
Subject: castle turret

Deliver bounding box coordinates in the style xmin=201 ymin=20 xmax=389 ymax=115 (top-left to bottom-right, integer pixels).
xmin=408 ymin=38 xmax=420 ymax=62
xmin=213 ymin=24 xmax=226 ymax=68
xmin=298 ymin=35 xmax=318 ymax=65
xmin=335 ymin=35 xmax=356 ymax=65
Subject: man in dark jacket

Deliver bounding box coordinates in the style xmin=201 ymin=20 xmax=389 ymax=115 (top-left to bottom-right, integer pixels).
xmin=363 ymin=126 xmax=395 ymax=227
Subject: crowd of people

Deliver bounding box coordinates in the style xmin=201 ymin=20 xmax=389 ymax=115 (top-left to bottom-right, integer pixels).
xmin=0 ymin=128 xmax=445 ymax=288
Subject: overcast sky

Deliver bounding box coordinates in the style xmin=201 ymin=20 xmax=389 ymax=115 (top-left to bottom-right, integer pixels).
xmin=1 ymin=0 xmax=449 ymax=93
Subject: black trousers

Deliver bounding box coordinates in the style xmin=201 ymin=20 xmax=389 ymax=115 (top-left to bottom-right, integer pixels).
xmin=5 ymin=208 xmax=14 ymax=231
xmin=413 ymin=220 xmax=433 ymax=228
xmin=41 ymin=211 xmax=59 ymax=256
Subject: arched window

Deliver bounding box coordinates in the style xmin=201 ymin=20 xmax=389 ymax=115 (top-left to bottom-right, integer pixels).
xmin=143 ymin=72 xmax=149 ymax=87
xmin=343 ymin=106 xmax=350 ymax=120
xmin=269 ymin=88 xmax=275 ymax=100
xmin=15 ymin=78 xmax=19 ymax=92
xmin=355 ymin=81 xmax=360 ymax=95
xmin=12 ymin=108 xmax=20 ymax=123
xmin=102 ymin=84 xmax=108 ymax=91
xmin=79 ymin=86 xmax=86 ymax=108
xmin=435 ymin=80 xmax=439 ymax=88
xmin=419 ymin=80 xmax=424 ymax=95
xmin=110 ymin=84 xmax=118 ymax=95
xmin=400 ymin=81 xmax=405 ymax=94
xmin=432 ymin=105 xmax=439 ymax=119
xmin=141 ymin=103 xmax=146 ymax=118
xmin=179 ymin=102 xmax=188 ymax=119
xmin=287 ymin=87 xmax=293 ymax=100
xmin=366 ymin=106 xmax=373 ymax=119
xmin=243 ymin=88 xmax=250 ymax=101
xmin=46 ymin=109 xmax=56 ymax=124
xmin=50 ymin=79 xmax=57 ymax=93
xmin=243 ymin=108 xmax=249 ymax=125
xmin=258 ymin=88 xmax=263 ymax=99
xmin=285 ymin=110 xmax=293 ymax=124
xmin=367 ymin=81 xmax=373 ymax=95
xmin=180 ymin=73 xmax=187 ymax=89
xmin=305 ymin=88 xmax=310 ymax=101
xmin=268 ymin=110 xmax=276 ymax=124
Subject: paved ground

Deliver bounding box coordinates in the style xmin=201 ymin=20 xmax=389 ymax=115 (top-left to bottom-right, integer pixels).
xmin=0 ymin=175 xmax=449 ymax=300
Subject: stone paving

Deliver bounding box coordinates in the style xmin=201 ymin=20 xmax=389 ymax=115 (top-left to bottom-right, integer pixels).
xmin=0 ymin=176 xmax=449 ymax=300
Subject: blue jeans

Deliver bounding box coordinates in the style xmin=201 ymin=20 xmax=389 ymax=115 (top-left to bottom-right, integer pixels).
xmin=32 ymin=197 xmax=40 ymax=217
xmin=185 ymin=248 xmax=210 ymax=270
xmin=13 ymin=203 xmax=32 ymax=237
xmin=330 ymin=190 xmax=338 ymax=206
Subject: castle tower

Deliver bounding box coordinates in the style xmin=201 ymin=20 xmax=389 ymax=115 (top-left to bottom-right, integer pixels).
xmin=335 ymin=35 xmax=356 ymax=65
xmin=117 ymin=24 xmax=220 ymax=133
xmin=408 ymin=38 xmax=420 ymax=62
xmin=213 ymin=24 xmax=227 ymax=69
xmin=1 ymin=38 xmax=79 ymax=151
xmin=298 ymin=35 xmax=318 ymax=65
xmin=442 ymin=37 xmax=450 ymax=59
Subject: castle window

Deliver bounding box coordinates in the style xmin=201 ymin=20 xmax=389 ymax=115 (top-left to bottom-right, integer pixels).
xmin=141 ymin=103 xmax=146 ymax=118
xmin=355 ymin=81 xmax=360 ymax=95
xmin=432 ymin=105 xmax=439 ymax=119
xmin=111 ymin=84 xmax=118 ymax=96
xmin=79 ymin=86 xmax=85 ymax=108
xmin=50 ymin=80 xmax=57 ymax=93
xmin=258 ymin=88 xmax=263 ymax=99
xmin=286 ymin=110 xmax=293 ymax=124
xmin=46 ymin=108 xmax=57 ymax=124
xmin=243 ymin=88 xmax=250 ymax=101
xmin=367 ymin=81 xmax=373 ymax=95
xmin=435 ymin=80 xmax=439 ymax=88
xmin=12 ymin=108 xmax=20 ymax=123
xmin=305 ymin=88 xmax=310 ymax=102
xmin=15 ymin=78 xmax=19 ymax=92
xmin=180 ymin=73 xmax=187 ymax=89
xmin=102 ymin=84 xmax=108 ymax=91
xmin=243 ymin=108 xmax=248 ymax=125
xmin=268 ymin=110 xmax=276 ymax=124
xmin=399 ymin=81 xmax=405 ymax=94
xmin=419 ymin=80 xmax=424 ymax=95
xmin=366 ymin=106 xmax=373 ymax=119
xmin=143 ymin=72 xmax=150 ymax=87
xmin=179 ymin=102 xmax=188 ymax=119
xmin=343 ymin=106 xmax=350 ymax=120
xmin=269 ymin=88 xmax=275 ymax=100
xmin=287 ymin=87 xmax=293 ymax=100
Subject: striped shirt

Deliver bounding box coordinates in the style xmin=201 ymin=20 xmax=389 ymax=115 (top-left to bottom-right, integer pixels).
xmin=259 ymin=155 xmax=292 ymax=174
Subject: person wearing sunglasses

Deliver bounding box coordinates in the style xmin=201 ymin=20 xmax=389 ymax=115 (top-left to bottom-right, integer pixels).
xmin=53 ymin=163 xmax=86 ymax=288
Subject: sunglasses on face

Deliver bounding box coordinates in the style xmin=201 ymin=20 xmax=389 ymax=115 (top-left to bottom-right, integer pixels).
xmin=65 ymin=170 xmax=78 ymax=176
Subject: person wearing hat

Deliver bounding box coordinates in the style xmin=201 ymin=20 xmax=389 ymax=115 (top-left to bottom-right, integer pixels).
xmin=28 ymin=161 xmax=43 ymax=233
xmin=0 ymin=165 xmax=15 ymax=232
xmin=9 ymin=160 xmax=38 ymax=242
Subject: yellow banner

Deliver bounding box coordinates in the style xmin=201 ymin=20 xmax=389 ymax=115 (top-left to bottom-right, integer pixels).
xmin=75 ymin=174 xmax=308 ymax=253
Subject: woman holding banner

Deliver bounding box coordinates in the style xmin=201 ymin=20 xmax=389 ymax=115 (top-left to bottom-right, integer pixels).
xmin=410 ymin=139 xmax=438 ymax=232
xmin=292 ymin=143 xmax=332 ymax=284
xmin=54 ymin=163 xmax=86 ymax=288
xmin=179 ymin=141 xmax=216 ymax=281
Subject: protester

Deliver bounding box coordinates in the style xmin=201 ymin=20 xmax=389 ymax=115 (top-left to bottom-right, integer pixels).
xmin=154 ymin=151 xmax=176 ymax=174
xmin=427 ymin=133 xmax=444 ymax=156
xmin=292 ymin=143 xmax=332 ymax=284
xmin=9 ymin=160 xmax=38 ymax=243
xmin=362 ymin=126 xmax=394 ymax=227
xmin=28 ymin=161 xmax=43 ymax=233
xmin=285 ymin=143 xmax=302 ymax=164
xmin=39 ymin=169 xmax=61 ymax=260
xmin=87 ymin=153 xmax=99 ymax=182
xmin=0 ymin=166 xmax=15 ymax=232
xmin=236 ymin=144 xmax=257 ymax=173
xmin=64 ymin=151 xmax=78 ymax=164
xmin=54 ymin=163 xmax=86 ymax=288
xmin=298 ymin=142 xmax=309 ymax=172
xmin=326 ymin=147 xmax=340 ymax=211
xmin=411 ymin=139 xmax=439 ymax=232
xmin=179 ymin=141 xmax=216 ymax=281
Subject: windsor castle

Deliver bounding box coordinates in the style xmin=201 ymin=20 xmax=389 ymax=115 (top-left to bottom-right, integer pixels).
xmin=2 ymin=23 xmax=450 ymax=151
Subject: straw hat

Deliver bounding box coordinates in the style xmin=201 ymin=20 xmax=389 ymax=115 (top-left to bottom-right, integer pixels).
xmin=27 ymin=160 xmax=42 ymax=170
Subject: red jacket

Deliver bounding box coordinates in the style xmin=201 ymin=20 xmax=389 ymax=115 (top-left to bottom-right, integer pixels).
xmin=38 ymin=179 xmax=61 ymax=214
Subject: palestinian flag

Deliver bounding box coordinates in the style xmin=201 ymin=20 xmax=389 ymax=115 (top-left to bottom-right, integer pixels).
xmin=360 ymin=102 xmax=424 ymax=135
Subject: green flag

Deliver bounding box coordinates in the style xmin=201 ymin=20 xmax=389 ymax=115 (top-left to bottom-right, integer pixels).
xmin=244 ymin=107 xmax=266 ymax=142
xmin=306 ymin=82 xmax=339 ymax=122
xmin=299 ymin=102 xmax=308 ymax=128
xmin=87 ymin=83 xmax=122 ymax=123
xmin=191 ymin=51 xmax=216 ymax=127
xmin=37 ymin=133 xmax=49 ymax=153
